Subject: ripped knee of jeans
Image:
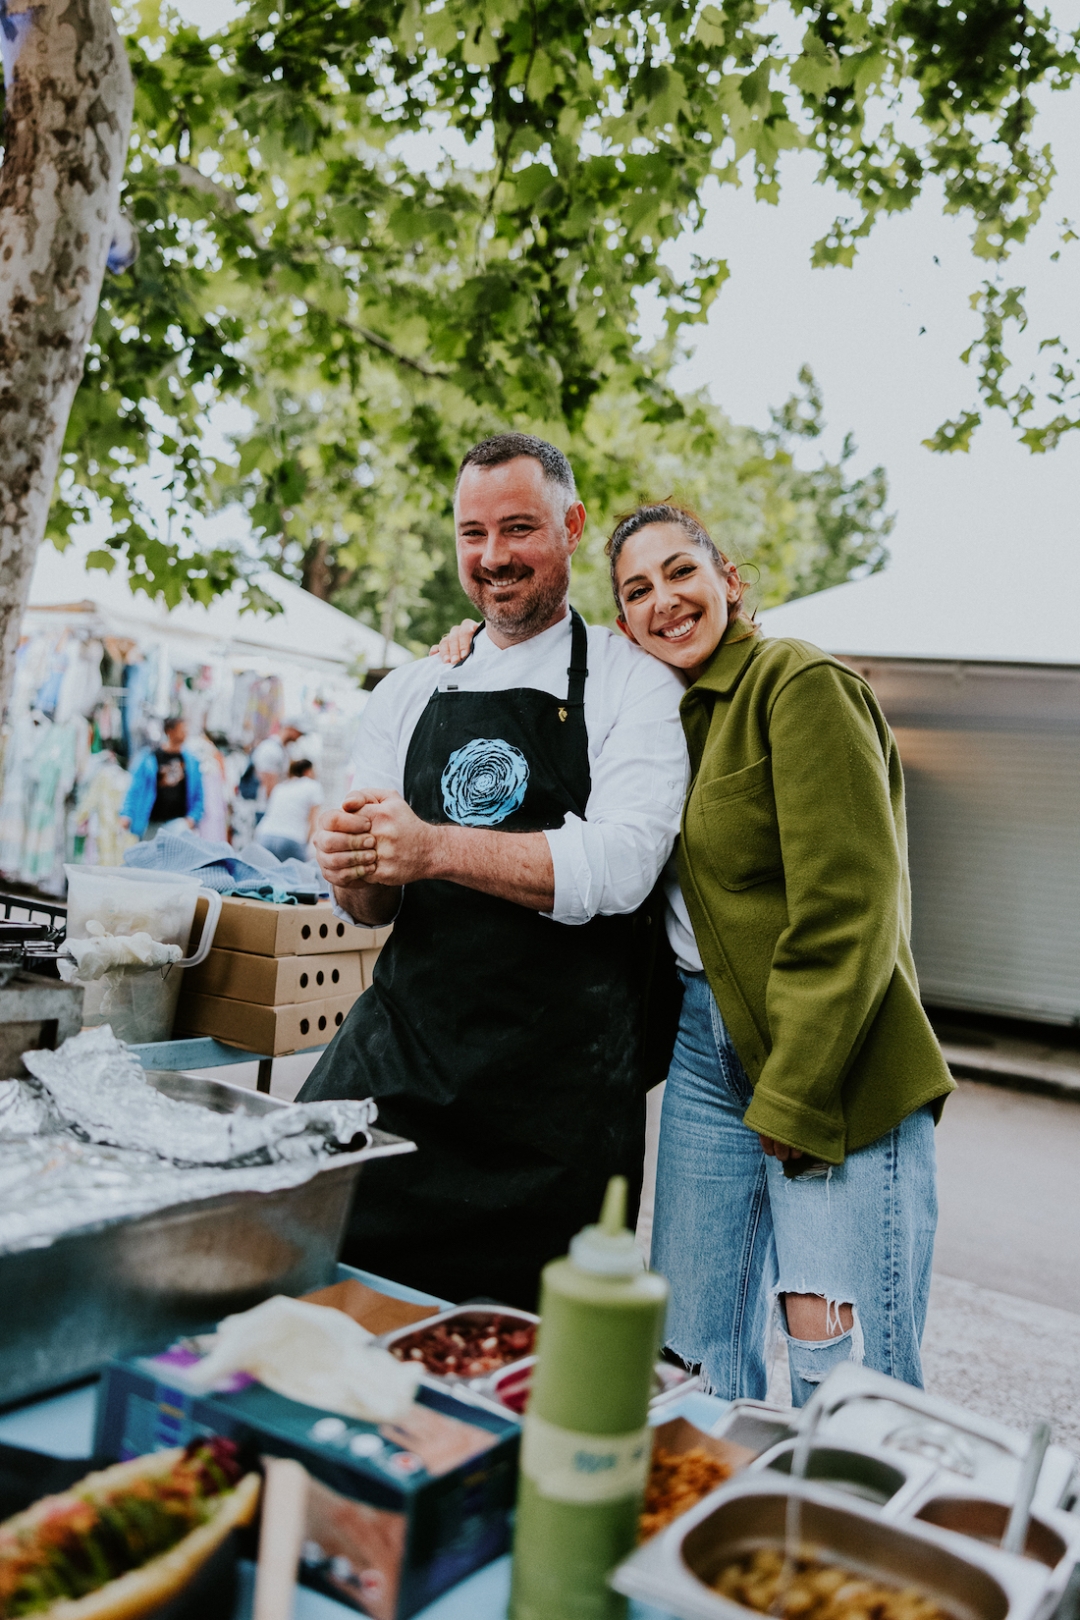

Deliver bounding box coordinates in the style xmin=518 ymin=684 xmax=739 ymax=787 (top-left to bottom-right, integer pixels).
xmin=780 ymin=1292 xmax=854 ymax=1342
xmin=773 ymin=1291 xmax=865 ymax=1394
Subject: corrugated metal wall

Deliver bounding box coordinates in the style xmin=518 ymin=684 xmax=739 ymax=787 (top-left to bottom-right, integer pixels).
xmin=841 ymin=659 xmax=1080 ymax=1026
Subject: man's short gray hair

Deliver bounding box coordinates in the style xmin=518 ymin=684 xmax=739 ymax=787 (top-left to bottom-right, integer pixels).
xmin=455 ymin=433 xmax=577 ymax=504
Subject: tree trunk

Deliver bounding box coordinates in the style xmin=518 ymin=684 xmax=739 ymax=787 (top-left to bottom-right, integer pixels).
xmin=301 ymin=535 xmax=336 ymax=600
xmin=0 ymin=0 xmax=133 ymax=718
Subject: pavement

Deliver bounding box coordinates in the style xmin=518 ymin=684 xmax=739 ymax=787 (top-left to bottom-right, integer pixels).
xmin=922 ymin=1274 xmax=1080 ymax=1453
xmin=929 ymin=1006 xmax=1080 ymax=1102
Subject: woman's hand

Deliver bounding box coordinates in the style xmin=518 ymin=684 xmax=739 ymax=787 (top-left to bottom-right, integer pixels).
xmin=429 ymin=619 xmax=480 ymax=665
xmin=758 ymin=1135 xmax=803 ymax=1162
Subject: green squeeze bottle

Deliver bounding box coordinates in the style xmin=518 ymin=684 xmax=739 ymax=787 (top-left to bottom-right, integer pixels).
xmin=510 ymin=1177 xmax=669 ymax=1620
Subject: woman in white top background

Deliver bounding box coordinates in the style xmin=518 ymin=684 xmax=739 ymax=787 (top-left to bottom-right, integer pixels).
xmin=254 ymin=759 xmax=323 ymax=863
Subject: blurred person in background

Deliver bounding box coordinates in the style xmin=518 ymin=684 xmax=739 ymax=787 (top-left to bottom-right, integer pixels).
xmin=186 ymin=728 xmax=229 ymax=844
xmin=252 ymin=717 xmax=304 ymax=801
xmin=119 ymin=716 xmax=204 ymax=841
xmin=254 ymin=759 xmax=322 ymax=863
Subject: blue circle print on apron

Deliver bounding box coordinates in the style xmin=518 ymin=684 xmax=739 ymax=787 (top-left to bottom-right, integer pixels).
xmin=441 ymin=736 xmax=530 ymax=826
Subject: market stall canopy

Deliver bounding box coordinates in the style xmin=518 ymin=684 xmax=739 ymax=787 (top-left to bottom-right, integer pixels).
xmin=759 ymin=541 xmax=1080 ymax=666
xmin=26 ymin=539 xmax=410 ymax=676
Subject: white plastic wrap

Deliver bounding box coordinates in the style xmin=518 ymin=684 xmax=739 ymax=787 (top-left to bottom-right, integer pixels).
xmin=65 ymin=922 xmax=183 ymax=981
xmin=185 ymin=1295 xmax=422 ymax=1421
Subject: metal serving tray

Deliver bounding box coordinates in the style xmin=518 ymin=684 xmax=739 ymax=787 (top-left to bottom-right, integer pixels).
xmin=376 ymin=1305 xmax=539 ymax=1386
xmin=805 ymin=1364 xmax=1078 ymax=1515
xmin=612 ymin=1475 xmax=1055 ymax=1620
xmin=750 ymin=1435 xmax=936 ymax=1515
xmin=615 ymin=1365 xmax=1080 ymax=1620
xmin=473 ymin=1355 xmax=703 ymax=1418
xmin=0 ymin=1071 xmax=413 ymax=1408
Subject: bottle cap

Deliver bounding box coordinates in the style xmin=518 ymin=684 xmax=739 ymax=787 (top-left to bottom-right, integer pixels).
xmin=569 ymin=1176 xmax=645 ymax=1277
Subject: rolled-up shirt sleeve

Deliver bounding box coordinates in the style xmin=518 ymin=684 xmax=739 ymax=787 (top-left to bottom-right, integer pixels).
xmin=544 ymin=664 xmax=688 ymax=924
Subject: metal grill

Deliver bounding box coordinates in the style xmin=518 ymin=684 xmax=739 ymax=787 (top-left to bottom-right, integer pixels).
xmin=0 ymin=893 xmax=68 ymax=980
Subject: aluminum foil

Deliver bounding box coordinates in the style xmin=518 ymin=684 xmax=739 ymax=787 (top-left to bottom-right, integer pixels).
xmin=0 ymin=1027 xmax=379 ymax=1257
xmin=0 ymin=1077 xmax=60 ymax=1139
xmin=21 ymin=1027 xmax=374 ymax=1166
xmin=0 ymin=1134 xmax=371 ymax=1256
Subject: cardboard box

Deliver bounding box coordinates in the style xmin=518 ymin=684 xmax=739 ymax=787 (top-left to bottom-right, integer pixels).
xmin=203 ymin=895 xmax=392 ymax=958
xmin=184 ymin=948 xmax=362 ymax=1006
xmin=176 ymin=990 xmax=358 ymax=1055
xmin=302 ymin=1277 xmax=439 ymax=1338
xmin=95 ymin=1350 xmax=519 ymax=1620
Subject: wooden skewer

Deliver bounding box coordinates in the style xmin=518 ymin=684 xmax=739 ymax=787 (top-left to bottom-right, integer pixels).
xmin=253 ymin=1457 xmax=309 ymax=1620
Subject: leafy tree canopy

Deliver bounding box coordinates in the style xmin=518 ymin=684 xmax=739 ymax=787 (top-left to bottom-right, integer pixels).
xmin=2 ymin=0 xmax=1075 ymax=640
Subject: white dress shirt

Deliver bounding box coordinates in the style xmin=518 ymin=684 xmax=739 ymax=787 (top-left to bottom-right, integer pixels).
xmin=347 ymin=613 xmax=690 ymax=927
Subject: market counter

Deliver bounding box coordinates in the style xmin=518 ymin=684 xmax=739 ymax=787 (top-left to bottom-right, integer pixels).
xmin=0 ymin=1267 xmax=680 ymax=1620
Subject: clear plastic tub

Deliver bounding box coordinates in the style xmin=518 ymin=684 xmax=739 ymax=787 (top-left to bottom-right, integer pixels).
xmin=62 ymin=867 xmax=221 ymax=1044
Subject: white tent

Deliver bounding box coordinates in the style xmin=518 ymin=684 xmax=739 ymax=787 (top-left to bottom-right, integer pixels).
xmin=25 ymin=539 xmax=411 ymax=677
xmin=758 ymin=542 xmax=1080 ymax=664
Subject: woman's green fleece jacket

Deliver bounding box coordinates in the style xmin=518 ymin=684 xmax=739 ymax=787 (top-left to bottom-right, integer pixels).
xmin=676 ymin=619 xmax=954 ymax=1164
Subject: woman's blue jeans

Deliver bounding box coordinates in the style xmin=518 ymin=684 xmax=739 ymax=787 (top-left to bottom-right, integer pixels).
xmin=651 ymin=971 xmax=938 ymax=1407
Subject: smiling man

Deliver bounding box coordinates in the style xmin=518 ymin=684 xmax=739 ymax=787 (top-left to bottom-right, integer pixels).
xmin=298 ymin=433 xmax=688 ymax=1307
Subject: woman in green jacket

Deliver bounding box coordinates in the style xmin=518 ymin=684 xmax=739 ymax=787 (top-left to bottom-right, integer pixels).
xmin=608 ymin=503 xmax=954 ymax=1406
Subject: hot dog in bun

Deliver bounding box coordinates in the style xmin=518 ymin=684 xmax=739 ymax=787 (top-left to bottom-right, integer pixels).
xmin=0 ymin=1438 xmax=259 ymax=1619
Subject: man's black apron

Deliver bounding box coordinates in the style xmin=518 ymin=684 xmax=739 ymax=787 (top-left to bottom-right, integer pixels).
xmin=299 ymin=611 xmax=646 ymax=1309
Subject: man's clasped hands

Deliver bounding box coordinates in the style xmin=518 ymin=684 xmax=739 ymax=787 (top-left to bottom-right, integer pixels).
xmin=315 ymin=791 xmax=442 ymax=890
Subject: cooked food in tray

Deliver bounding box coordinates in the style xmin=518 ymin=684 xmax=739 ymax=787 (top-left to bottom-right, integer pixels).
xmin=712 ymin=1548 xmax=953 ymax=1620
xmin=0 ymin=1438 xmax=259 ymax=1618
xmin=639 ymin=1445 xmax=733 ymax=1540
xmin=388 ymin=1314 xmax=536 ymax=1380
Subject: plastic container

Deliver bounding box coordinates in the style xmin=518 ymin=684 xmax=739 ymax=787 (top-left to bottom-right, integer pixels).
xmin=509 ymin=1177 xmax=669 ymax=1620
xmin=62 ymin=867 xmax=221 ymax=1044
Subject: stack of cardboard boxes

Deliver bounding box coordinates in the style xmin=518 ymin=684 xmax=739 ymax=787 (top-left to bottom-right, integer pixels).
xmin=178 ymin=897 xmax=391 ymax=1055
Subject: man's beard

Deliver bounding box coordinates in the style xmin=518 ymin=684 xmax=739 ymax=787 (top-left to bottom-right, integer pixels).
xmin=464 ymin=560 xmax=571 ymax=640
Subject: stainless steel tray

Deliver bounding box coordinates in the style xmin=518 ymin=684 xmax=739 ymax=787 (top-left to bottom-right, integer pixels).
xmin=376 ymin=1305 xmax=539 ymax=1386
xmin=613 ymin=1475 xmax=1057 ymax=1620
xmin=749 ymin=1434 xmax=937 ymax=1515
xmin=0 ymin=1070 xmax=413 ymax=1407
xmin=615 ymin=1364 xmax=1080 ymax=1620
xmin=804 ymin=1364 xmax=1077 ymax=1515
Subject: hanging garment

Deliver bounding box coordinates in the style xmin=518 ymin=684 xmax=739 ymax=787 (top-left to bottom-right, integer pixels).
xmin=20 ymin=722 xmax=79 ymax=888
xmin=0 ymin=717 xmax=38 ymax=877
xmin=77 ymin=758 xmax=135 ymax=868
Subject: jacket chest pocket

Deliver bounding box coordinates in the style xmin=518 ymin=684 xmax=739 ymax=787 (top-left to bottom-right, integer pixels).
xmin=693 ymin=755 xmax=783 ymax=892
